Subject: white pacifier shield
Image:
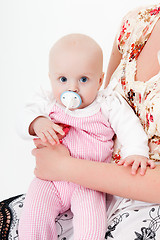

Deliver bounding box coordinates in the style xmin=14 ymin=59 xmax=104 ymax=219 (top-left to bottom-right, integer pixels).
xmin=60 ymin=91 xmax=82 ymax=109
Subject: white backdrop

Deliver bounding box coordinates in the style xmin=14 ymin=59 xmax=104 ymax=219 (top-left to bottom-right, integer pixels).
xmin=0 ymin=0 xmax=159 ymax=201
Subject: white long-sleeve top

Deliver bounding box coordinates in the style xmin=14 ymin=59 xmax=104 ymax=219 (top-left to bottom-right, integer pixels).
xmin=17 ymin=78 xmax=149 ymax=160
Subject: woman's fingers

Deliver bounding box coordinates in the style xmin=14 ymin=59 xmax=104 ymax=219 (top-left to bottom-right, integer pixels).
xmin=32 ymin=147 xmax=38 ymax=156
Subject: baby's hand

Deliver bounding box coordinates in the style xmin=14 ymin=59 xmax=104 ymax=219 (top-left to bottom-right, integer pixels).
xmin=118 ymin=155 xmax=156 ymax=175
xmin=31 ymin=117 xmax=65 ymax=145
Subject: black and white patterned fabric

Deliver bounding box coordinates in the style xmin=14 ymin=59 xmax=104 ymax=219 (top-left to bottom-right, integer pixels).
xmin=1 ymin=194 xmax=160 ymax=239
xmin=0 ymin=194 xmax=73 ymax=240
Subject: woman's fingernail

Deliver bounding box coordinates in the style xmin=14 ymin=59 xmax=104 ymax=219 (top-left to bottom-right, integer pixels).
xmin=59 ymin=139 xmax=63 ymax=144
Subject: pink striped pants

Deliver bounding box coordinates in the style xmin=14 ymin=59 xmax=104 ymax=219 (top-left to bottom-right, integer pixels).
xmin=18 ymin=178 xmax=107 ymax=240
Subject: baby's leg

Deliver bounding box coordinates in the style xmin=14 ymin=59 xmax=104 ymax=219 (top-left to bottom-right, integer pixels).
xmin=18 ymin=178 xmax=63 ymax=240
xmin=71 ymin=186 xmax=107 ymax=240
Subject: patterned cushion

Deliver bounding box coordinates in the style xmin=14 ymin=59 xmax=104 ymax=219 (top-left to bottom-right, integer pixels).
xmin=0 ymin=194 xmax=73 ymax=239
xmin=0 ymin=194 xmax=25 ymax=240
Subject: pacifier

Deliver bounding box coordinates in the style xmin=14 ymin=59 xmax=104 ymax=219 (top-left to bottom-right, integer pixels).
xmin=60 ymin=91 xmax=82 ymax=112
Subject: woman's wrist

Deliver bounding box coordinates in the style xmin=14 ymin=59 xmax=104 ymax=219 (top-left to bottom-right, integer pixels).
xmin=60 ymin=156 xmax=102 ymax=189
xmin=60 ymin=155 xmax=76 ymax=182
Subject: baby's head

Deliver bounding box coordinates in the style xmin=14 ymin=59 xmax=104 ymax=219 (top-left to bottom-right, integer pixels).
xmin=49 ymin=33 xmax=104 ymax=109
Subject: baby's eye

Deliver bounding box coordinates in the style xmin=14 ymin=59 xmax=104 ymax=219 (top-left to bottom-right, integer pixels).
xmin=59 ymin=76 xmax=67 ymax=82
xmin=80 ymin=77 xmax=88 ymax=83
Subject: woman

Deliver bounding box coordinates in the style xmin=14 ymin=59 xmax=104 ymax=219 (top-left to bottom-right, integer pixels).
xmin=33 ymin=3 xmax=160 ymax=239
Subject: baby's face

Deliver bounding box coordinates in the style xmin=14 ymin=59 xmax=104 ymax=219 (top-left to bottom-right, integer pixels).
xmin=49 ymin=35 xmax=104 ymax=109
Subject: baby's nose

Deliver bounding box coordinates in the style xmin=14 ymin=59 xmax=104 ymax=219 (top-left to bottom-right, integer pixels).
xmin=68 ymin=82 xmax=79 ymax=92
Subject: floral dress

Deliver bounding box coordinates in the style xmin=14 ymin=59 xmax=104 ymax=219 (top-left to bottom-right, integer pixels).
xmin=112 ymin=3 xmax=160 ymax=162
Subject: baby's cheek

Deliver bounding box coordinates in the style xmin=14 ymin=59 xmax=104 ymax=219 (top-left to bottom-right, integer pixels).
xmin=84 ymin=91 xmax=97 ymax=105
xmin=53 ymin=91 xmax=62 ymax=104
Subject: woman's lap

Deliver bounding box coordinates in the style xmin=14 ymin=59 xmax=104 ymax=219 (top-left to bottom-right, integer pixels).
xmin=1 ymin=194 xmax=160 ymax=240
xmin=106 ymin=195 xmax=160 ymax=239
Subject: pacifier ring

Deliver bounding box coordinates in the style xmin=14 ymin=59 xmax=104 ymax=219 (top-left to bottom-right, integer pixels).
xmin=60 ymin=91 xmax=82 ymax=110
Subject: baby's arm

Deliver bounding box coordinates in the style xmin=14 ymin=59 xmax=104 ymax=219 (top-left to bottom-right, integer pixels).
xmin=30 ymin=116 xmax=65 ymax=145
xmin=17 ymin=89 xmax=66 ymax=144
xmin=104 ymin=90 xmax=155 ymax=175
xmin=118 ymin=155 xmax=155 ymax=175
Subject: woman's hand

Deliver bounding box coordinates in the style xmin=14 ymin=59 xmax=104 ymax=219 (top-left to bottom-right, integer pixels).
xmin=32 ymin=138 xmax=70 ymax=181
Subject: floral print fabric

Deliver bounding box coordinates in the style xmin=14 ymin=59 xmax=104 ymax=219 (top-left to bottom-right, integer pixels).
xmin=112 ymin=4 xmax=160 ymax=161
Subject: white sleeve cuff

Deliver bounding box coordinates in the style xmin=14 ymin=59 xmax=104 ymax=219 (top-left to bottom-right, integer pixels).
xmin=121 ymin=146 xmax=149 ymax=159
xmin=16 ymin=109 xmax=50 ymax=140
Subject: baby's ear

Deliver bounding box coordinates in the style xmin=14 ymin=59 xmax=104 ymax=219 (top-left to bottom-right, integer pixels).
xmin=98 ymin=72 xmax=105 ymax=89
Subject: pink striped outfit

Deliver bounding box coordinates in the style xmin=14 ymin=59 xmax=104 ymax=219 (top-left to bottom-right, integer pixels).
xmin=19 ymin=100 xmax=114 ymax=240
xmin=18 ymin=81 xmax=149 ymax=239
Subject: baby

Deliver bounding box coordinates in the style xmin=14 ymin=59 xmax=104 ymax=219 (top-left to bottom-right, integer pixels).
xmin=18 ymin=33 xmax=154 ymax=240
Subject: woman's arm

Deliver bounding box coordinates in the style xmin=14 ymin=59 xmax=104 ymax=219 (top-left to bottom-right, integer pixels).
xmin=104 ymin=36 xmax=122 ymax=88
xmin=33 ymin=140 xmax=160 ymax=204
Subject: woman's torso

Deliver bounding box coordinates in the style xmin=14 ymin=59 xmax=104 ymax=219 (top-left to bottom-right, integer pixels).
xmin=136 ymin=18 xmax=160 ymax=83
xmin=112 ymin=4 xmax=160 ymax=161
